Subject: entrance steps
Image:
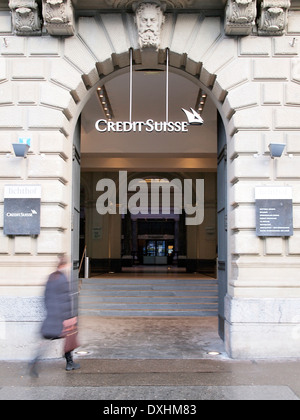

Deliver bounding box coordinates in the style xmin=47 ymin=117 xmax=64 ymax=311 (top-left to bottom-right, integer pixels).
xmin=79 ymin=276 xmax=218 ymax=317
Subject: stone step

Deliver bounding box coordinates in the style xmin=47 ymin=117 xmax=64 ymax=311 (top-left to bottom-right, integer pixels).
xmin=79 ymin=310 xmax=218 ymax=317
xmin=81 ymin=302 xmax=217 ymax=310
xmin=80 ymin=296 xmax=218 ymax=304
xmin=81 ymin=279 xmax=218 ymax=286
xmin=81 ymin=285 xmax=217 ymax=292
xmin=79 ymin=276 xmax=218 ymax=317
xmin=80 ymin=290 xmax=218 ymax=297
xmin=82 ymin=277 xmax=217 ymax=282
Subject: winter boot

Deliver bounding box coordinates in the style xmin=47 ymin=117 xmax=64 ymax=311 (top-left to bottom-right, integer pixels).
xmin=65 ymin=351 xmax=80 ymax=371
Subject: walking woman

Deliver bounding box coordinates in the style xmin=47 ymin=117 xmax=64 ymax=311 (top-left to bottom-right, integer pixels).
xmin=29 ymin=255 xmax=80 ymax=378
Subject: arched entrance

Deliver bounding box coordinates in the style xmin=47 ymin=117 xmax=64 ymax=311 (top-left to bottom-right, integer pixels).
xmin=71 ymin=63 xmax=228 ymax=339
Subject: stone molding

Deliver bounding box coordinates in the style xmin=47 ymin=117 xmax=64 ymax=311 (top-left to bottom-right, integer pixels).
xmin=9 ymin=0 xmax=42 ymax=36
xmin=105 ymin=0 xmax=194 ymax=7
xmin=225 ymin=0 xmax=257 ymax=36
xmin=8 ymin=0 xmax=291 ymax=37
xmin=42 ymin=0 xmax=75 ymax=36
xmin=258 ymin=0 xmax=291 ymax=36
xmin=225 ymin=0 xmax=291 ymax=36
xmin=9 ymin=0 xmax=75 ymax=36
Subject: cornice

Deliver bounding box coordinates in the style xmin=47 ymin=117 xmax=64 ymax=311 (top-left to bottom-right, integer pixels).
xmin=6 ymin=0 xmax=293 ymax=37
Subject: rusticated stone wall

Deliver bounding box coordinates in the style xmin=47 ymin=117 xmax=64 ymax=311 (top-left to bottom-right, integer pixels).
xmin=0 ymin=9 xmax=300 ymax=358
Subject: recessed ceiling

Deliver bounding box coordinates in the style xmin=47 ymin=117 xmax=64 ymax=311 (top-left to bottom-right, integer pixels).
xmin=81 ymin=69 xmax=217 ymax=161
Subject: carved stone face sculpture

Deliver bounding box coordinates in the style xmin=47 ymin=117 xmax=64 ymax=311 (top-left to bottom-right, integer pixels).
xmin=135 ymin=3 xmax=165 ymax=50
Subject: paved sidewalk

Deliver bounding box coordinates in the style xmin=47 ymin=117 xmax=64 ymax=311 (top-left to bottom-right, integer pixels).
xmin=1 ymin=316 xmax=300 ymax=400
xmin=76 ymin=316 xmax=225 ymax=359
xmin=0 ymin=358 xmax=300 ymax=400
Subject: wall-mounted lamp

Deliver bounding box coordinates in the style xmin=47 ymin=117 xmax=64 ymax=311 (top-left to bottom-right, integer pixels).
xmin=269 ymin=143 xmax=286 ymax=159
xmin=12 ymin=137 xmax=31 ymax=158
xmin=12 ymin=143 xmax=30 ymax=158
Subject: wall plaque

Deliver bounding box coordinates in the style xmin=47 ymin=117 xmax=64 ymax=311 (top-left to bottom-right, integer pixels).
xmin=255 ymin=187 xmax=293 ymax=237
xmin=4 ymin=185 xmax=41 ymax=236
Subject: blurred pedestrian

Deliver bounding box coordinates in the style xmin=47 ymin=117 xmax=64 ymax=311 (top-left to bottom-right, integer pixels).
xmin=28 ymin=255 xmax=80 ymax=378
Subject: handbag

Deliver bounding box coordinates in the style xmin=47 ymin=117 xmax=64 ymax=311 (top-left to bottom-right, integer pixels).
xmin=62 ymin=317 xmax=79 ymax=353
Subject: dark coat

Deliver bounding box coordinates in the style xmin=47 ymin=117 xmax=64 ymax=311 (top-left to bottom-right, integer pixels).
xmin=41 ymin=270 xmax=73 ymax=340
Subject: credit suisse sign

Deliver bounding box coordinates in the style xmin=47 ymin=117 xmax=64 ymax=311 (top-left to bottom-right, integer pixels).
xmin=95 ymin=108 xmax=204 ymax=133
xmin=4 ymin=185 xmax=41 ymax=236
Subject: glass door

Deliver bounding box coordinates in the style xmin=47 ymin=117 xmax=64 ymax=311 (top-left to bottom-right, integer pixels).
xmin=146 ymin=240 xmax=157 ymax=256
xmin=156 ymin=241 xmax=166 ymax=257
xmin=144 ymin=240 xmax=168 ymax=265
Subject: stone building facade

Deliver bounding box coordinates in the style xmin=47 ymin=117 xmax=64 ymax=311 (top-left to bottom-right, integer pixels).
xmin=0 ymin=0 xmax=300 ymax=359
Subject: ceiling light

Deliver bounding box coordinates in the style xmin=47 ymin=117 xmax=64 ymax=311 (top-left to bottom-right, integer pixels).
xmin=195 ymin=89 xmax=208 ymax=115
xmin=207 ymin=351 xmax=221 ymax=356
xmin=96 ymin=85 xmax=114 ymax=120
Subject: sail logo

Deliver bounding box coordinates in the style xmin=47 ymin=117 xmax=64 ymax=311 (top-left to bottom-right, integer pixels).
xmin=182 ymin=108 xmax=204 ymax=125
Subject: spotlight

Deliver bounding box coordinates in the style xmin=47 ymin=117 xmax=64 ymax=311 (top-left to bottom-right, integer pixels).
xmin=207 ymin=351 xmax=221 ymax=356
xmin=75 ymin=350 xmax=90 ymax=356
